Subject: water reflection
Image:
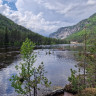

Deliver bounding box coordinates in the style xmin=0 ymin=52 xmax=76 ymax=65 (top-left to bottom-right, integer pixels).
xmin=35 ymin=49 xmax=78 ymax=88
xmin=0 ymin=50 xmax=20 ymax=70
xmin=37 ymin=44 xmax=83 ymax=51
xmin=0 ymin=57 xmax=21 ymax=96
xmin=0 ymin=45 xmax=82 ymax=96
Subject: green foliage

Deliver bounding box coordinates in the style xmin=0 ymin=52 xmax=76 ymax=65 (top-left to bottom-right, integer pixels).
xmin=20 ymin=38 xmax=35 ymax=59
xmin=10 ymin=38 xmax=51 ymax=96
xmin=85 ymin=42 xmax=96 ymax=87
xmin=67 ymin=13 xmax=96 ymax=94
xmin=0 ymin=14 xmax=67 ymax=47
xmin=66 ymin=13 xmax=96 ymax=44
xmin=72 ymin=38 xmax=96 ymax=93
xmin=68 ymin=69 xmax=78 ymax=92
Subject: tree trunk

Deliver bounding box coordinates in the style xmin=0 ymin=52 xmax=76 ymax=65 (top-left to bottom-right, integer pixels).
xmin=34 ymin=70 xmax=37 ymax=96
xmin=28 ymin=61 xmax=31 ymax=96
xmin=34 ymin=86 xmax=37 ymax=96
xmin=84 ymin=27 xmax=87 ymax=87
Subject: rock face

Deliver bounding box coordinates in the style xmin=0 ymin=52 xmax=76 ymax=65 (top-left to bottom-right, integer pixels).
xmin=49 ymin=13 xmax=96 ymax=39
xmin=49 ymin=26 xmax=81 ymax=39
xmin=45 ymin=88 xmax=64 ymax=96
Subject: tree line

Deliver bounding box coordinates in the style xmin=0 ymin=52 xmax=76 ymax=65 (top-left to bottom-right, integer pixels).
xmin=0 ymin=27 xmax=68 ymax=47
xmin=0 ymin=14 xmax=68 ymax=48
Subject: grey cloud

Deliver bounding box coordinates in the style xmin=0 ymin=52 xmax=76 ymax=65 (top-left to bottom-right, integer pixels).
xmin=87 ymin=0 xmax=96 ymax=5
xmin=1 ymin=0 xmax=96 ymax=36
xmin=0 ymin=0 xmax=2 ymax=4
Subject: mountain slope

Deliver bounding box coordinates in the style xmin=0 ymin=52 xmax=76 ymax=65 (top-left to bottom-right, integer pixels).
xmin=0 ymin=14 xmax=67 ymax=47
xmin=66 ymin=13 xmax=96 ymax=43
xmin=49 ymin=13 xmax=96 ymax=40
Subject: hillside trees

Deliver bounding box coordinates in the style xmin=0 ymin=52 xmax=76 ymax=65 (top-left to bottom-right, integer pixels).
xmin=4 ymin=27 xmax=9 ymax=48
xmin=0 ymin=14 xmax=68 ymax=47
xmin=0 ymin=27 xmax=68 ymax=47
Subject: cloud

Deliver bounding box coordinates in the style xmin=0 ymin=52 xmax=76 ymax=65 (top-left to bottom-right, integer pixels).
xmin=0 ymin=4 xmax=12 ymax=16
xmin=9 ymin=11 xmax=67 ymax=35
xmin=4 ymin=0 xmax=16 ymax=2
xmin=87 ymin=0 xmax=96 ymax=5
xmin=1 ymin=0 xmax=96 ymax=36
xmin=0 ymin=0 xmax=2 ymax=4
xmin=34 ymin=0 xmax=44 ymax=4
xmin=33 ymin=0 xmax=75 ymax=15
xmin=0 ymin=1 xmax=69 ymax=36
xmin=9 ymin=11 xmax=60 ymax=35
xmin=37 ymin=1 xmax=76 ymax=14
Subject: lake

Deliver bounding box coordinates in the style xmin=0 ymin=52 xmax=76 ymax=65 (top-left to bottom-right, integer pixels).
xmin=0 ymin=44 xmax=83 ymax=96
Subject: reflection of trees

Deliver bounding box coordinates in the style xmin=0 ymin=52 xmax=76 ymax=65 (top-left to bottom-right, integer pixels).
xmin=0 ymin=49 xmax=20 ymax=70
xmin=54 ymin=45 xmax=83 ymax=51
xmin=56 ymin=53 xmax=65 ymax=59
xmin=55 ymin=46 xmax=70 ymax=51
xmin=56 ymin=51 xmax=74 ymax=59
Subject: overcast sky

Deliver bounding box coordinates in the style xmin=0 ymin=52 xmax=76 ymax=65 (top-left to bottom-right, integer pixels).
xmin=0 ymin=0 xmax=96 ymax=36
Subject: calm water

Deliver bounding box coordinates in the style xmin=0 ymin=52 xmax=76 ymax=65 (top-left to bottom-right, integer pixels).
xmin=0 ymin=44 xmax=83 ymax=96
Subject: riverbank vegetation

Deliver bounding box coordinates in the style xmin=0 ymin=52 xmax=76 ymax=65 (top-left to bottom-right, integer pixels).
xmin=65 ymin=30 xmax=96 ymax=96
xmin=75 ymin=88 xmax=96 ymax=96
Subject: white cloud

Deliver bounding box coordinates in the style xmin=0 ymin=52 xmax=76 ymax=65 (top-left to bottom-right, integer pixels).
xmin=9 ymin=11 xmax=59 ymax=33
xmin=34 ymin=0 xmax=76 ymax=15
xmin=87 ymin=0 xmax=96 ymax=5
xmin=1 ymin=0 xmax=96 ymax=36
xmin=0 ymin=0 xmax=2 ymax=4
xmin=0 ymin=1 xmax=68 ymax=35
xmin=9 ymin=11 xmax=66 ymax=35
xmin=34 ymin=0 xmax=44 ymax=4
xmin=0 ymin=4 xmax=12 ymax=16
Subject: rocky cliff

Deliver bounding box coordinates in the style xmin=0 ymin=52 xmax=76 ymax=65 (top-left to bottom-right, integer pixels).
xmin=49 ymin=13 xmax=96 ymax=39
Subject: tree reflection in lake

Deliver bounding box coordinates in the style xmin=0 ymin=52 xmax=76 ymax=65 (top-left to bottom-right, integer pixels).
xmin=0 ymin=48 xmax=20 ymax=70
xmin=0 ymin=44 xmax=83 ymax=96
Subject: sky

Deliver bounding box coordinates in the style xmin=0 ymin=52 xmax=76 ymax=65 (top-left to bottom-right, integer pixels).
xmin=0 ymin=0 xmax=96 ymax=36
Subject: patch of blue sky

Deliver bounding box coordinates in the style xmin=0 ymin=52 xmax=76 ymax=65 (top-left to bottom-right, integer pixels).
xmin=2 ymin=0 xmax=17 ymax=11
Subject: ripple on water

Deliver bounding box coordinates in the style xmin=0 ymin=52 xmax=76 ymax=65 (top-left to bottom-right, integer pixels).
xmin=0 ymin=49 xmax=78 ymax=96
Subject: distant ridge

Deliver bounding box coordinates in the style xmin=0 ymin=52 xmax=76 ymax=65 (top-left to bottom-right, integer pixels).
xmin=49 ymin=13 xmax=96 ymax=43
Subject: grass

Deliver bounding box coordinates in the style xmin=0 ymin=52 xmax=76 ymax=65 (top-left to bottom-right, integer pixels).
xmin=75 ymin=88 xmax=96 ymax=96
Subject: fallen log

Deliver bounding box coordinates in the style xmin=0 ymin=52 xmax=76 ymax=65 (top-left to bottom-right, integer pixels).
xmin=44 ymin=88 xmax=64 ymax=96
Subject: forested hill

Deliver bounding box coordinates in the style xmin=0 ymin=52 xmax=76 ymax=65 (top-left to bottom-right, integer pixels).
xmin=0 ymin=14 xmax=67 ymax=47
xmin=50 ymin=13 xmax=96 ymax=44
xmin=66 ymin=13 xmax=96 ymax=43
